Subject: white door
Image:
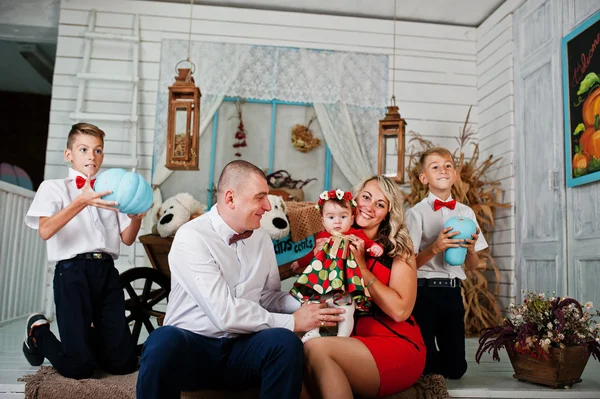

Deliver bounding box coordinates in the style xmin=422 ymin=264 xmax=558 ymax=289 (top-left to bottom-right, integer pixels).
xmin=514 ymin=0 xmax=567 ymax=298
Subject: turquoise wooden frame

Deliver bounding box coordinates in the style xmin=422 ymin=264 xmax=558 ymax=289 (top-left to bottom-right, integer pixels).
xmin=207 ymin=97 xmax=332 ymax=207
xmin=562 ymin=10 xmax=600 ymax=187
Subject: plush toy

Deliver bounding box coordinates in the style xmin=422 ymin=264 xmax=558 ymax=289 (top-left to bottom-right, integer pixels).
xmin=94 ymin=168 xmax=153 ymax=215
xmin=156 ymin=193 xmax=204 ymax=237
xmin=260 ymin=194 xmax=290 ymax=240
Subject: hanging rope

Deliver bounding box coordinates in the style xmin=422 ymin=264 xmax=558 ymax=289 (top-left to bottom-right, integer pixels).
xmin=187 ymin=0 xmax=194 ymax=62
xmin=391 ymin=0 xmax=397 ymax=106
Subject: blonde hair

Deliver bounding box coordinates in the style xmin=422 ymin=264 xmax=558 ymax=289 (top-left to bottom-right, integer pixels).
xmin=419 ymin=147 xmax=454 ymax=172
xmin=354 ymin=175 xmax=413 ymax=259
xmin=67 ymin=123 xmax=105 ymax=149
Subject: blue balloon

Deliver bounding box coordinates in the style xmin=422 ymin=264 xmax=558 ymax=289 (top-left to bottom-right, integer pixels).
xmin=94 ymin=168 xmax=153 ymax=215
xmin=443 ymin=216 xmax=477 ymax=266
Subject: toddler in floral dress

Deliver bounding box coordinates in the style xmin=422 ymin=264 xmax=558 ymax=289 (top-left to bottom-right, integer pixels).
xmin=290 ymin=189 xmax=383 ymax=342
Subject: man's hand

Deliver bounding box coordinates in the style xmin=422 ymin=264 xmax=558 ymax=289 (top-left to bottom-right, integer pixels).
xmin=460 ymin=227 xmax=480 ymax=254
xmin=292 ymin=302 xmax=345 ymax=333
xmin=431 ymin=226 xmax=462 ymax=254
xmin=77 ymin=174 xmax=118 ymax=211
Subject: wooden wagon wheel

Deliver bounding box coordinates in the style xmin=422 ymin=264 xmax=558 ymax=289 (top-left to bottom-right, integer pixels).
xmin=120 ymin=267 xmax=170 ymax=353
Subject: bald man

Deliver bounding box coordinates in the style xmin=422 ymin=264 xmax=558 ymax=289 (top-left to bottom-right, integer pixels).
xmin=137 ymin=160 xmax=344 ymax=399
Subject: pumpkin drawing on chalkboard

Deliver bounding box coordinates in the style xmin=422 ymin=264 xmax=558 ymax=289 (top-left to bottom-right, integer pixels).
xmin=582 ymin=86 xmax=600 ymax=128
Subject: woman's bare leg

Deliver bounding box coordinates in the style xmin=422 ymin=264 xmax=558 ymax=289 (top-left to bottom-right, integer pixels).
xmin=304 ymin=336 xmax=380 ymax=399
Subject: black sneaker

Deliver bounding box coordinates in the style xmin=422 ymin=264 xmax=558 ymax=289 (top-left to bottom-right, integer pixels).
xmin=22 ymin=313 xmax=49 ymax=366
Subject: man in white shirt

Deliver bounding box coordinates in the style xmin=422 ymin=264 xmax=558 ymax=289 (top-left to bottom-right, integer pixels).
xmin=136 ymin=160 xmax=344 ymax=399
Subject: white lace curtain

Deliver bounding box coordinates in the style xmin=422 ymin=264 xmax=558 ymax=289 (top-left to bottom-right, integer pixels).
xmin=153 ymin=40 xmax=388 ymax=187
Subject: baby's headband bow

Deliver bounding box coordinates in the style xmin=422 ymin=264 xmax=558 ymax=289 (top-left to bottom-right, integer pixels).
xmin=315 ymin=189 xmax=357 ymax=210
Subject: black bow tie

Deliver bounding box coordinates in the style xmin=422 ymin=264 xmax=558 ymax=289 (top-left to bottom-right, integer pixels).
xmin=229 ymin=230 xmax=253 ymax=245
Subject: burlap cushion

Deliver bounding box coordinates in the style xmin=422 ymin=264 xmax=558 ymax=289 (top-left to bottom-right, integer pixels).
xmin=286 ymin=201 xmax=322 ymax=242
xmin=20 ymin=367 xmax=448 ymax=399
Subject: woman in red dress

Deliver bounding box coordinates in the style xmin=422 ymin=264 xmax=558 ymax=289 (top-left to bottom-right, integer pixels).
xmin=302 ymin=175 xmax=426 ymax=398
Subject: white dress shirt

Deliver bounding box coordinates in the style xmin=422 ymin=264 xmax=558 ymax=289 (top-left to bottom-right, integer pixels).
xmin=163 ymin=205 xmax=300 ymax=338
xmin=24 ymin=168 xmax=131 ymax=262
xmin=405 ymin=192 xmax=488 ymax=280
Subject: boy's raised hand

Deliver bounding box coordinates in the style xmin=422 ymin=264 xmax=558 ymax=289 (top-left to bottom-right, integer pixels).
xmin=431 ymin=226 xmax=462 ymax=254
xmin=460 ymin=227 xmax=480 ymax=253
xmin=78 ymin=174 xmax=119 ymax=211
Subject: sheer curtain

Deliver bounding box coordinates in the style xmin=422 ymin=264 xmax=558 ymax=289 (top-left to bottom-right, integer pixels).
xmin=152 ymin=41 xmax=388 ymax=193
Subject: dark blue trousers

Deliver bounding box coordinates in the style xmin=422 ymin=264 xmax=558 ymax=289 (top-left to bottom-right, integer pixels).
xmin=34 ymin=256 xmax=137 ymax=379
xmin=136 ymin=326 xmax=303 ymax=399
xmin=411 ymin=283 xmax=467 ymax=379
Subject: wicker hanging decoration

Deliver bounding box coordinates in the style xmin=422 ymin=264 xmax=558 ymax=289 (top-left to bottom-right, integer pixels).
xmin=291 ymin=116 xmax=320 ymax=153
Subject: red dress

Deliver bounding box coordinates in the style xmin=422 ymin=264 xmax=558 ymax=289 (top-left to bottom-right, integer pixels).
xmin=353 ymin=255 xmax=426 ymax=397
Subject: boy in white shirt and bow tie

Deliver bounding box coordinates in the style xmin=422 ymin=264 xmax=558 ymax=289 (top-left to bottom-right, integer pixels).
xmin=23 ymin=123 xmax=146 ymax=379
xmin=405 ymin=147 xmax=487 ymax=379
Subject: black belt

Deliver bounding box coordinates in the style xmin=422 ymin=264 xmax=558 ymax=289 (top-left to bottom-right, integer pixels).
xmin=73 ymin=252 xmax=112 ymax=261
xmin=417 ymin=278 xmax=460 ymax=288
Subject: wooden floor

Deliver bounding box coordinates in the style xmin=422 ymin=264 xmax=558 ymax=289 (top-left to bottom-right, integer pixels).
xmin=1 ymin=318 xmax=599 ymax=398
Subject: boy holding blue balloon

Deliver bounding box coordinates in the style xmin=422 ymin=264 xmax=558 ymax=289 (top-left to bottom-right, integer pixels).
xmin=405 ymin=147 xmax=487 ymax=379
xmin=22 ymin=123 xmax=147 ymax=379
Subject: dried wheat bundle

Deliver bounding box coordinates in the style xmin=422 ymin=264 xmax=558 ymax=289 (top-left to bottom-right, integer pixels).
xmin=403 ymin=106 xmax=509 ymax=336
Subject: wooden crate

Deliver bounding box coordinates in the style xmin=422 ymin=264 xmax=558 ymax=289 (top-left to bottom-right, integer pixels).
xmin=139 ymin=234 xmax=173 ymax=279
xmin=507 ymin=346 xmax=591 ymax=388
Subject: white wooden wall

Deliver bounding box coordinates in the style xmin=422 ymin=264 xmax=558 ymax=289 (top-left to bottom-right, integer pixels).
xmin=47 ymin=0 xmax=478 ymax=272
xmin=475 ymin=0 xmax=523 ymax=312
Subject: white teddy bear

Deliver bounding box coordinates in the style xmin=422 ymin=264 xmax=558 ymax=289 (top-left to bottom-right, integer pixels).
xmin=260 ymin=194 xmax=290 ymax=240
xmin=156 ymin=193 xmax=204 ymax=237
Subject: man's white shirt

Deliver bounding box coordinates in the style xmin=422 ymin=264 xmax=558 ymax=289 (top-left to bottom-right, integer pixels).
xmin=164 ymin=205 xmax=300 ymax=338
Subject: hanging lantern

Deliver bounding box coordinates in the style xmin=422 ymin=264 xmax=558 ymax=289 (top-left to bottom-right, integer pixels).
xmin=378 ymin=102 xmax=406 ymax=184
xmin=166 ymin=67 xmax=201 ymax=170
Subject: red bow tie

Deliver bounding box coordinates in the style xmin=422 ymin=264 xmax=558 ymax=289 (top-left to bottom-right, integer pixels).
xmin=75 ymin=176 xmax=96 ymax=189
xmin=433 ymin=199 xmax=456 ymax=211
xmin=229 ymin=230 xmax=253 ymax=245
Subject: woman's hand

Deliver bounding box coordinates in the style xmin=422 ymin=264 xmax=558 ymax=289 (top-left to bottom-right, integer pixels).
xmin=348 ymin=235 xmax=367 ymax=270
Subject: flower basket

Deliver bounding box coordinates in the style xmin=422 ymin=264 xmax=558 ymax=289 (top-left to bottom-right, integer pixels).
xmin=507 ymin=345 xmax=591 ymax=388
xmin=476 ymin=291 xmax=600 ymax=388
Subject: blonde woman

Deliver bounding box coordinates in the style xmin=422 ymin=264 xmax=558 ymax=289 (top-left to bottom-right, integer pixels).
xmin=302 ymin=175 xmax=425 ymax=399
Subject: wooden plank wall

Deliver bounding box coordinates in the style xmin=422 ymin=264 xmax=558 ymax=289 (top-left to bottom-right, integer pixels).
xmin=48 ymin=0 xmax=479 ymax=275
xmin=476 ymin=2 xmax=519 ymax=312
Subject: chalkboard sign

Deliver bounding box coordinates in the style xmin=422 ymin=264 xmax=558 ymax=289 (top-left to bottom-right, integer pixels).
xmin=563 ymin=10 xmax=600 ymax=187
xmin=273 ymin=234 xmax=314 ymax=266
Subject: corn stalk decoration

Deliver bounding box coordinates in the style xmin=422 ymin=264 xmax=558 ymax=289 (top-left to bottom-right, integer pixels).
xmin=403 ymin=106 xmax=509 ymax=337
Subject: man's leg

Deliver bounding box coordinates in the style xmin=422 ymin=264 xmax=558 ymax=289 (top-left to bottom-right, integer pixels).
xmin=136 ymin=326 xmax=228 ymax=399
xmin=411 ymin=284 xmax=441 ymax=376
xmin=436 ymin=286 xmax=467 ymax=379
xmin=225 ymin=328 xmax=303 ymax=399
